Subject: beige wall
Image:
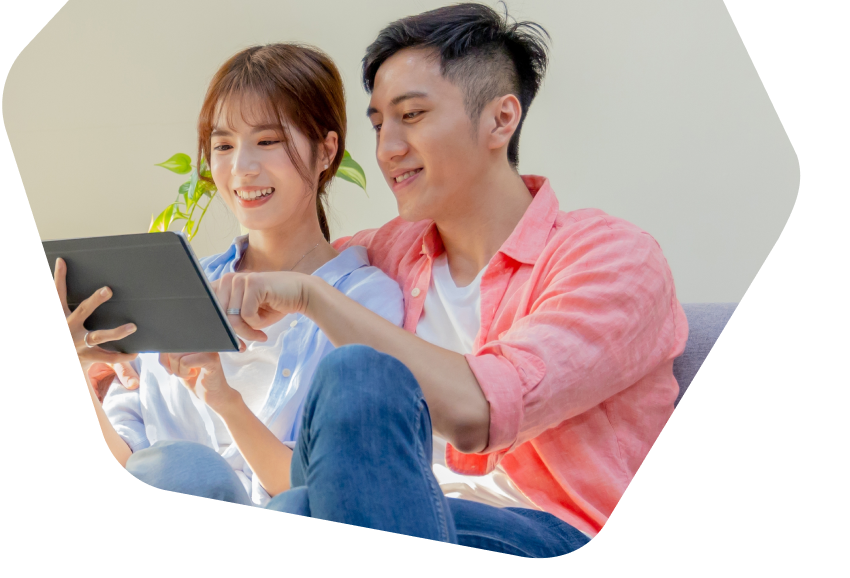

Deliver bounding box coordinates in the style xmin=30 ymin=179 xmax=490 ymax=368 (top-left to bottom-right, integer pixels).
xmin=3 ymin=0 xmax=798 ymax=303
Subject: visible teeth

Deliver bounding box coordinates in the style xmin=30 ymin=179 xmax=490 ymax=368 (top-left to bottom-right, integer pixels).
xmin=236 ymin=187 xmax=273 ymax=200
xmin=395 ymin=170 xmax=420 ymax=183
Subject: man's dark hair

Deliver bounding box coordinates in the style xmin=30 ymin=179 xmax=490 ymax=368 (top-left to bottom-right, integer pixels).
xmin=362 ymin=3 xmax=550 ymax=169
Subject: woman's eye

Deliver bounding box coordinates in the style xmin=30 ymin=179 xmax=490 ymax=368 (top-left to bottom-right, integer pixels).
xmin=259 ymin=140 xmax=281 ymax=146
xmin=213 ymin=144 xmax=232 ymax=152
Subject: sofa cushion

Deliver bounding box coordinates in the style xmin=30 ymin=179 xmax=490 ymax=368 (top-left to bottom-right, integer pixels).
xmin=673 ymin=303 xmax=737 ymax=406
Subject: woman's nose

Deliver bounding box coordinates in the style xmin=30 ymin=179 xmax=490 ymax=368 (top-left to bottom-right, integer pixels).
xmin=232 ymin=146 xmax=260 ymax=177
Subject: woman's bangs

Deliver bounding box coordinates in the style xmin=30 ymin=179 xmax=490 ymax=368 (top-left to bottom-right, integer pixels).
xmin=214 ymin=81 xmax=288 ymax=137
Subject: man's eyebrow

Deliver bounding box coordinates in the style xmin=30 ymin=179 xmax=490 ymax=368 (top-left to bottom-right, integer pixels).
xmin=366 ymin=91 xmax=429 ymax=117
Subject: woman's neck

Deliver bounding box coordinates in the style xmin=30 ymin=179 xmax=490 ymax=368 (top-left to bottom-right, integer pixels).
xmin=239 ymin=220 xmax=337 ymax=275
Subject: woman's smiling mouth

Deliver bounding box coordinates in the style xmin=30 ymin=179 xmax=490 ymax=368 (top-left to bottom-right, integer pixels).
xmin=234 ymin=187 xmax=276 ymax=207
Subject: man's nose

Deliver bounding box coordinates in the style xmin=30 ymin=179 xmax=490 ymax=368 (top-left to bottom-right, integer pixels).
xmin=375 ymin=123 xmax=409 ymax=166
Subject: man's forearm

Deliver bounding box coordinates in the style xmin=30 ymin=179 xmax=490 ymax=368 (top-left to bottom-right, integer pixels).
xmin=303 ymin=276 xmax=491 ymax=453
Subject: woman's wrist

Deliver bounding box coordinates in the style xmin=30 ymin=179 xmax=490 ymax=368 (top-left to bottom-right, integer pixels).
xmin=212 ymin=387 xmax=247 ymax=422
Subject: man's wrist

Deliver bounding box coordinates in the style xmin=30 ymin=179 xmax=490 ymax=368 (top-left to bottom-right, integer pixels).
xmin=300 ymin=273 xmax=326 ymax=320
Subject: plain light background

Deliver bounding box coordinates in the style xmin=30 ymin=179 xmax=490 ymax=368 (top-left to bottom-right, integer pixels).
xmin=4 ymin=0 xmax=798 ymax=303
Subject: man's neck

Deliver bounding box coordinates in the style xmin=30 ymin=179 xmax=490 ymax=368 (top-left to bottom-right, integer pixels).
xmin=435 ymin=164 xmax=533 ymax=287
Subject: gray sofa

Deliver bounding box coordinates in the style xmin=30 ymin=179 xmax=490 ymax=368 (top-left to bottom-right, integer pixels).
xmin=672 ymin=303 xmax=737 ymax=406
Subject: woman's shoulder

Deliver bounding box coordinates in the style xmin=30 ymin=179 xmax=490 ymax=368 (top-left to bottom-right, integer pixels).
xmin=199 ymin=236 xmax=247 ymax=280
xmin=328 ymin=247 xmax=404 ymax=326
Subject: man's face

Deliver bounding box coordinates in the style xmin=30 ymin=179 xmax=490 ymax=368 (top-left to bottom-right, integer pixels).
xmin=367 ymin=48 xmax=485 ymax=223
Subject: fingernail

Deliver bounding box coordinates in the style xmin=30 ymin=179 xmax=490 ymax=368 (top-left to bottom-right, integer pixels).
xmin=125 ymin=324 xmax=137 ymax=333
xmin=100 ymin=287 xmax=111 ymax=297
xmin=128 ymin=379 xmax=140 ymax=389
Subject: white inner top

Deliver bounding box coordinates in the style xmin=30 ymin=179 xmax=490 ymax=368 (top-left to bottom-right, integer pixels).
xmin=416 ymin=253 xmax=539 ymax=511
xmin=210 ymin=316 xmax=290 ymax=453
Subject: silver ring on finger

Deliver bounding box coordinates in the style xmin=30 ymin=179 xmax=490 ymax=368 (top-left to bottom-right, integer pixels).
xmin=226 ymin=308 xmax=241 ymax=315
xmin=84 ymin=331 xmax=97 ymax=349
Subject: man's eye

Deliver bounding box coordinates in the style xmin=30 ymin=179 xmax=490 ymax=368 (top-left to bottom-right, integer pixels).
xmin=403 ymin=111 xmax=422 ymax=120
xmin=372 ymin=124 xmax=382 ymax=133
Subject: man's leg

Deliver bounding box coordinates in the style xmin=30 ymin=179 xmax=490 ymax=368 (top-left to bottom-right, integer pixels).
xmin=266 ymin=345 xmax=456 ymax=542
xmin=448 ymin=499 xmax=590 ymax=558
xmin=126 ymin=440 xmax=252 ymax=506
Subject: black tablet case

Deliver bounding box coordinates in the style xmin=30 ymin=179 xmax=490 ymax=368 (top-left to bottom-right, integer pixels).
xmin=43 ymin=232 xmax=240 ymax=354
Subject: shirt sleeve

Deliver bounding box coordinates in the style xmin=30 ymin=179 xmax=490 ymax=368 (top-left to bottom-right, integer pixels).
xmin=465 ymin=220 xmax=686 ymax=456
xmin=338 ymin=265 xmax=405 ymax=329
xmin=101 ymin=358 xmax=150 ymax=453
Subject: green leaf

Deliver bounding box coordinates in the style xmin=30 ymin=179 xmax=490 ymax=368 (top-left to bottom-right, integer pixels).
xmin=199 ymin=158 xmax=212 ymax=180
xmin=155 ymin=153 xmax=193 ymax=174
xmin=337 ymin=150 xmax=367 ymax=193
xmin=179 ymin=180 xmax=192 ymax=211
xmin=182 ymin=219 xmax=196 ymax=238
xmin=197 ymin=178 xmax=217 ymax=199
xmin=149 ymin=205 xmax=173 ymax=233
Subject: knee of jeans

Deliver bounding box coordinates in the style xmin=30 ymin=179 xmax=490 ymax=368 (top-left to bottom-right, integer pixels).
xmin=310 ymin=345 xmax=421 ymax=417
xmin=126 ymin=440 xmax=238 ymax=498
xmin=265 ymin=486 xmax=311 ymax=517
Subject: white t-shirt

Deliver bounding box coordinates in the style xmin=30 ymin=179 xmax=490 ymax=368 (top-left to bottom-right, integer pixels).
xmin=416 ymin=254 xmax=540 ymax=511
xmin=209 ymin=316 xmax=290 ymax=454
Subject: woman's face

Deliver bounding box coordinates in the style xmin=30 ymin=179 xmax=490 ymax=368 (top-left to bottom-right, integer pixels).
xmin=209 ymin=95 xmax=319 ymax=233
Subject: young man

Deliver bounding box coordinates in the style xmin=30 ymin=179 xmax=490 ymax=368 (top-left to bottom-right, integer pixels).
xmin=105 ymin=4 xmax=688 ymax=557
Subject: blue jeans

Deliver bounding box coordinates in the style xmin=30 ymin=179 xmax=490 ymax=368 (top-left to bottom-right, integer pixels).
xmin=127 ymin=345 xmax=590 ymax=557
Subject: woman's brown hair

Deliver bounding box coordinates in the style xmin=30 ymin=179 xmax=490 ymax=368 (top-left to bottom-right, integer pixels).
xmin=197 ymin=43 xmax=346 ymax=241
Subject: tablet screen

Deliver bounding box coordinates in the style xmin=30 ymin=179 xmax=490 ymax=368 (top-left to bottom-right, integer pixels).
xmin=43 ymin=232 xmax=240 ymax=353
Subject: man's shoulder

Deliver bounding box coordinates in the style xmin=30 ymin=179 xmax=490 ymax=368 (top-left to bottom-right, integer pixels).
xmin=333 ymin=218 xmax=432 ymax=276
xmin=543 ymin=207 xmax=667 ymax=270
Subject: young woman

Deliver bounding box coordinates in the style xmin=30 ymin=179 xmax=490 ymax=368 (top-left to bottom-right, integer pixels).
xmin=55 ymin=43 xmax=403 ymax=507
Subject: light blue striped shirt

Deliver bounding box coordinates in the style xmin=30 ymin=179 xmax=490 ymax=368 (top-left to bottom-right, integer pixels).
xmin=102 ymin=236 xmax=404 ymax=506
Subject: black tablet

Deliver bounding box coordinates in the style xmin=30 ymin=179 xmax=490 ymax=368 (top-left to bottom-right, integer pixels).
xmin=43 ymin=232 xmax=240 ymax=354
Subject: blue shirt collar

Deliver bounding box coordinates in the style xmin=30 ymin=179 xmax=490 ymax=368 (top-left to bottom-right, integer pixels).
xmin=200 ymin=235 xmax=370 ymax=288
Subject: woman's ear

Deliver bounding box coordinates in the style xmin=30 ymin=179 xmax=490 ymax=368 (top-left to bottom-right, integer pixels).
xmin=321 ymin=130 xmax=339 ymax=170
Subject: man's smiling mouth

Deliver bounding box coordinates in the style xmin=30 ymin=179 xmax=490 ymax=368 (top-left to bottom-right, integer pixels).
xmin=395 ymin=169 xmax=422 ymax=183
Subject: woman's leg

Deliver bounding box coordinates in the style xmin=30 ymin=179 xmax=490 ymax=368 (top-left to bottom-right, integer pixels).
xmin=448 ymin=498 xmax=590 ymax=558
xmin=266 ymin=345 xmax=456 ymax=542
xmin=126 ymin=440 xmax=252 ymax=506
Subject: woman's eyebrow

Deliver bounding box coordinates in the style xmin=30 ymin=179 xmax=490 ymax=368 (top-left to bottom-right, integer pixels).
xmin=250 ymin=124 xmax=281 ymax=134
xmin=211 ymin=124 xmax=280 ymax=136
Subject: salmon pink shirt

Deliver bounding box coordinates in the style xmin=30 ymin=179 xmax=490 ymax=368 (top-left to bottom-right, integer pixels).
xmin=335 ymin=176 xmax=688 ymax=536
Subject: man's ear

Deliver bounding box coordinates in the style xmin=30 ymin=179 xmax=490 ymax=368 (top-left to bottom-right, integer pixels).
xmin=484 ymin=94 xmax=522 ymax=152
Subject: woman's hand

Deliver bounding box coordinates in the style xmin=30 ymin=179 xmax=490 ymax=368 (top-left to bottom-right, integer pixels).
xmin=160 ymin=351 xmax=240 ymax=417
xmin=54 ymin=258 xmax=138 ymax=374
xmin=212 ymin=271 xmax=313 ymax=342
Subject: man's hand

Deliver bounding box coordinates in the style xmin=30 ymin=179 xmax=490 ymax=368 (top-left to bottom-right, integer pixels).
xmin=212 ymin=271 xmax=311 ymax=342
xmin=87 ymin=362 xmax=140 ymax=402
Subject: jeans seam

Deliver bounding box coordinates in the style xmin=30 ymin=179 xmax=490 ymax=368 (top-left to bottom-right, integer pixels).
xmin=413 ymin=396 xmax=451 ymax=542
